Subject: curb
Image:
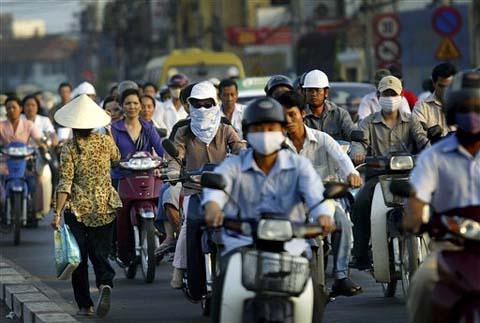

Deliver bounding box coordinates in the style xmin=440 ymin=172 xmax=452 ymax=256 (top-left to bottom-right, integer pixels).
xmin=0 ymin=257 xmax=79 ymax=323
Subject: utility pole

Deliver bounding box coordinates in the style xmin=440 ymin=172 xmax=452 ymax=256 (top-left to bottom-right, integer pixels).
xmin=290 ymin=0 xmax=304 ymax=74
xmin=362 ymin=0 xmax=375 ymax=81
xmin=474 ymin=0 xmax=480 ymax=67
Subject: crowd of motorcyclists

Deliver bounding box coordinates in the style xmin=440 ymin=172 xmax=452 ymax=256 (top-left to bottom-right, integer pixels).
xmin=0 ymin=61 xmax=478 ymax=323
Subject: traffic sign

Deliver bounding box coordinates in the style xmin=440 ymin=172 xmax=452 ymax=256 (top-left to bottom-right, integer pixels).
xmin=374 ymin=14 xmax=400 ymax=39
xmin=432 ymin=6 xmax=462 ymax=37
xmin=375 ymin=39 xmax=401 ymax=62
xmin=435 ymin=38 xmax=461 ymax=60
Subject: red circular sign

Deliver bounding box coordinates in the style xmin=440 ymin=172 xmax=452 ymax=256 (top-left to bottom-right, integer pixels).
xmin=374 ymin=13 xmax=400 ymax=39
xmin=432 ymin=6 xmax=462 ymax=37
xmin=375 ymin=39 xmax=402 ymax=62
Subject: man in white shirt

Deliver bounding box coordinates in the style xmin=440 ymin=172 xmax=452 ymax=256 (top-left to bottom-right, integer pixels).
xmin=278 ymin=91 xmax=363 ymax=297
xmin=154 ymin=74 xmax=189 ymax=135
xmin=358 ymin=69 xmax=411 ymax=120
xmin=218 ymin=78 xmax=245 ymax=138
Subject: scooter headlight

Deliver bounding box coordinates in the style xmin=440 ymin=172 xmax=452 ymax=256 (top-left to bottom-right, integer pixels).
xmin=120 ymin=157 xmax=160 ymax=170
xmin=257 ymin=219 xmax=293 ymax=241
xmin=442 ymin=216 xmax=480 ymax=241
xmin=2 ymin=146 xmax=34 ymax=157
xmin=390 ymin=156 xmax=414 ymax=170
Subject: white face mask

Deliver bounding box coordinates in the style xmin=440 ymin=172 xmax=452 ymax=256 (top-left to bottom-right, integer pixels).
xmin=170 ymin=88 xmax=181 ymax=99
xmin=379 ymin=96 xmax=401 ymax=113
xmin=190 ymin=105 xmax=221 ymax=144
xmin=247 ymin=131 xmax=285 ymax=155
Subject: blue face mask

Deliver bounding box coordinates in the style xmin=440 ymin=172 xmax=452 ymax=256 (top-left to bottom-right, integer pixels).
xmin=456 ymin=112 xmax=480 ymax=134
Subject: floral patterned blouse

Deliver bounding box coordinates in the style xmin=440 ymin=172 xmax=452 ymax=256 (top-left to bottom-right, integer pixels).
xmin=56 ymin=132 xmax=122 ymax=227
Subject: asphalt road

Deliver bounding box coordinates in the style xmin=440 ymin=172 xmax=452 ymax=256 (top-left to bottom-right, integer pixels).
xmin=0 ymin=214 xmax=408 ymax=323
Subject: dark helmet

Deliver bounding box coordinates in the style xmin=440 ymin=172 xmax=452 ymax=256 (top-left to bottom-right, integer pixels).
xmin=168 ymin=74 xmax=189 ymax=88
xmin=264 ymin=75 xmax=293 ymax=96
xmin=242 ymin=97 xmax=286 ymax=132
xmin=444 ymin=69 xmax=480 ymax=126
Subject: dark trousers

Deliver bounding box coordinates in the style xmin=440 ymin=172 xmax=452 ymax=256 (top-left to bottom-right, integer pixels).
xmin=351 ymin=176 xmax=379 ymax=264
xmin=65 ymin=211 xmax=115 ymax=309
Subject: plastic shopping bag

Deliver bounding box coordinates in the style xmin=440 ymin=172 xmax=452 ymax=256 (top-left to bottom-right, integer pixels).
xmin=54 ymin=224 xmax=81 ymax=280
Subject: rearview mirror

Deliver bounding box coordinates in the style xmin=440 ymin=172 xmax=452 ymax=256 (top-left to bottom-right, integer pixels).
xmin=389 ymin=180 xmax=414 ymax=198
xmin=350 ymin=130 xmax=365 ymax=143
xmin=323 ymin=182 xmax=349 ymax=200
xmin=201 ymin=172 xmax=226 ymax=190
xmin=162 ymin=139 xmax=179 ymax=158
xmin=157 ymin=128 xmax=168 ymax=138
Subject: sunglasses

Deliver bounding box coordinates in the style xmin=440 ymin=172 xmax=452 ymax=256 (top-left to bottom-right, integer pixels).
xmin=190 ymin=99 xmax=215 ymax=109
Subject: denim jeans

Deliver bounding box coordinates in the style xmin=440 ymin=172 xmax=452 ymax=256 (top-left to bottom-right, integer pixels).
xmin=332 ymin=205 xmax=354 ymax=280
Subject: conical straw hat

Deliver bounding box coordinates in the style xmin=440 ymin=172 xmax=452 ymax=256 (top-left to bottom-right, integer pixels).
xmin=54 ymin=94 xmax=111 ymax=129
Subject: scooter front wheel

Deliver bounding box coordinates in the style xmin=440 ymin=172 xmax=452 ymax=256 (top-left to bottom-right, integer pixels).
xmin=140 ymin=218 xmax=156 ymax=283
xmin=12 ymin=191 xmax=23 ymax=246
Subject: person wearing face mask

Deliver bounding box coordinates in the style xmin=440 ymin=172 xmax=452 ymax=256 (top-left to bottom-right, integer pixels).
xmin=349 ymin=75 xmax=429 ymax=270
xmin=412 ymin=63 xmax=457 ymax=136
xmin=358 ymin=69 xmax=411 ymax=121
xmin=404 ymin=70 xmax=480 ymax=323
xmin=203 ymin=97 xmax=336 ymax=321
xmin=167 ymin=81 xmax=245 ymax=288
xmin=155 ymin=74 xmax=189 ymax=137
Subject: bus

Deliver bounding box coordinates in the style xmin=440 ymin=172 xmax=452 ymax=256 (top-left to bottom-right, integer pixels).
xmin=143 ymin=48 xmax=245 ymax=87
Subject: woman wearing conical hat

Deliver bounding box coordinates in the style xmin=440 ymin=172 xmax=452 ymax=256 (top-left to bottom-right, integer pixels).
xmin=52 ymin=94 xmax=122 ymax=317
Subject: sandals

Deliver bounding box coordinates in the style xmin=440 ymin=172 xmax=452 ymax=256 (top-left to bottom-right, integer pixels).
xmin=330 ymin=278 xmax=363 ymax=297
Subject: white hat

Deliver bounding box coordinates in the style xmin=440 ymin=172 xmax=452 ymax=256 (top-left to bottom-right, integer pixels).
xmin=54 ymin=94 xmax=111 ymax=129
xmin=302 ymin=69 xmax=330 ymax=89
xmin=187 ymin=81 xmax=218 ymax=105
xmin=72 ymin=81 xmax=96 ymax=97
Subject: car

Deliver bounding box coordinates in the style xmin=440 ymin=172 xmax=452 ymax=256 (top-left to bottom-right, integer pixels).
xmin=237 ymin=77 xmax=270 ymax=105
xmin=328 ymin=82 xmax=376 ymax=123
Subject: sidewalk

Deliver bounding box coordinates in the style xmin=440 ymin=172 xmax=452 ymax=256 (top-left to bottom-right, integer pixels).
xmin=0 ymin=256 xmax=78 ymax=323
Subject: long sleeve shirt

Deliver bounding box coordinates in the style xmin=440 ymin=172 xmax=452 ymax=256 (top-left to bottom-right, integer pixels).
xmin=352 ymin=111 xmax=429 ymax=157
xmin=167 ymin=122 xmax=245 ymax=195
xmin=412 ymin=93 xmax=450 ymax=136
xmin=56 ymin=133 xmax=122 ymax=226
xmin=285 ymin=126 xmax=357 ymax=181
xmin=303 ymin=100 xmax=356 ymax=141
xmin=110 ymin=119 xmax=164 ymax=179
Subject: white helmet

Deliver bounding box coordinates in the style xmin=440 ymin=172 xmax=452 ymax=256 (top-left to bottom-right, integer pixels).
xmin=302 ymin=69 xmax=329 ymax=89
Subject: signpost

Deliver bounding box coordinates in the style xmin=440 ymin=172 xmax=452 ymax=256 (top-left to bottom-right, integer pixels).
xmin=432 ymin=6 xmax=462 ymax=61
xmin=375 ymin=14 xmax=400 ymax=39
xmin=376 ymin=39 xmax=401 ymax=62
xmin=374 ymin=13 xmax=401 ymax=68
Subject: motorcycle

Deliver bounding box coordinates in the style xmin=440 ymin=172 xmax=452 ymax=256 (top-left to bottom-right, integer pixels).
xmin=391 ymin=182 xmax=480 ymax=323
xmin=117 ymin=151 xmax=163 ymax=283
xmin=0 ymin=142 xmax=36 ymax=245
xmin=351 ymin=130 xmax=429 ymax=297
xmin=201 ymin=172 xmax=349 ymax=323
xmin=35 ymin=134 xmax=56 ymax=217
xmin=161 ymin=138 xmax=219 ymax=315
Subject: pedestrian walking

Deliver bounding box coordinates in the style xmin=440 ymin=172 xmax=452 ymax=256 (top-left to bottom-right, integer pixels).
xmin=51 ymin=94 xmax=122 ymax=317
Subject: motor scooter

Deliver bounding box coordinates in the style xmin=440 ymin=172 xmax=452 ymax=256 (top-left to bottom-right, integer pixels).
xmin=391 ymin=182 xmax=480 ymax=323
xmin=201 ymin=172 xmax=349 ymax=323
xmin=351 ymin=131 xmax=429 ymax=297
xmin=117 ymin=151 xmax=163 ymax=283
xmin=161 ymin=139 xmax=219 ymax=315
xmin=1 ymin=142 xmax=35 ymax=245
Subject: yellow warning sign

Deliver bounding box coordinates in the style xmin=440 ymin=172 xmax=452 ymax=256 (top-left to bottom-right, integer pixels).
xmin=435 ymin=38 xmax=461 ymax=60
